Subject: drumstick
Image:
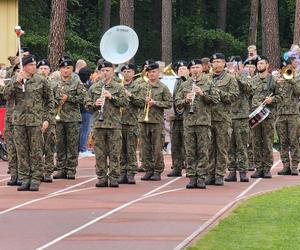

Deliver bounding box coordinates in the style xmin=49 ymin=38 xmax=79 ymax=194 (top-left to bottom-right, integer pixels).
xmin=262 ymin=93 xmax=273 ymax=105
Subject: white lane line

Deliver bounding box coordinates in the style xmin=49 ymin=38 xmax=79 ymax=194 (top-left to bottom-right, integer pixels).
xmin=0 ymin=174 xmax=9 ymax=177
xmin=142 ymin=176 xmax=183 ymax=197
xmin=0 ymin=178 xmax=10 ymax=183
xmin=47 ymin=177 xmax=97 ymax=196
xmin=173 ymin=159 xmax=282 ymax=250
xmin=0 ymin=186 xmax=95 ymax=216
xmin=35 ymin=186 xmax=186 ymax=250
xmin=0 ymin=177 xmax=97 ymax=216
xmin=236 ymin=159 xmax=281 ymax=199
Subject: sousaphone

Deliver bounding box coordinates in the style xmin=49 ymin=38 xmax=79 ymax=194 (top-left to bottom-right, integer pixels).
xmin=100 ymin=25 xmax=139 ymax=64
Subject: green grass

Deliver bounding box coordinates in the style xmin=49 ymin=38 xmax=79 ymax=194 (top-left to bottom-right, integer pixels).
xmin=188 ymin=186 xmax=300 ymax=250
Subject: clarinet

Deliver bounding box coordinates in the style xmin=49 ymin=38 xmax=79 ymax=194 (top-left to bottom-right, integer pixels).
xmin=98 ymin=86 xmax=106 ymax=121
xmin=189 ymin=76 xmax=197 ymax=114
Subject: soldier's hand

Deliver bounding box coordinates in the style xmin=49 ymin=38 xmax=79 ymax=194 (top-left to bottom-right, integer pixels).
xmin=0 ymin=79 xmax=4 ymax=87
xmin=264 ymin=96 xmax=273 ymax=104
xmin=148 ymin=99 xmax=156 ymax=107
xmin=102 ymin=90 xmax=112 ymax=99
xmin=16 ymin=70 xmax=26 ymax=83
xmin=42 ymin=121 xmax=49 ymax=133
xmin=95 ymin=97 xmax=104 ymax=106
xmin=61 ymin=94 xmax=68 ymax=104
xmin=193 ymin=86 xmax=204 ymax=96
xmin=186 ymin=92 xmax=194 ymax=102
xmin=125 ymin=89 xmax=132 ymax=97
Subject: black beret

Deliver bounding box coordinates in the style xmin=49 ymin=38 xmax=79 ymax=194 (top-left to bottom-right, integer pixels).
xmin=174 ymin=60 xmax=188 ymax=71
xmin=210 ymin=53 xmax=225 ymax=62
xmin=78 ymin=66 xmax=93 ymax=83
xmin=58 ymin=56 xmax=71 ymax=64
xmin=101 ymin=61 xmax=113 ymax=68
xmin=22 ymin=55 xmax=36 ymax=66
xmin=13 ymin=63 xmax=21 ymax=71
xmin=142 ymin=59 xmax=155 ymax=68
xmin=37 ymin=59 xmax=50 ymax=68
xmin=257 ymin=55 xmax=269 ymax=63
xmin=16 ymin=47 xmax=29 ymax=56
xmin=243 ymin=59 xmax=257 ymax=66
xmin=121 ymin=63 xmax=135 ymax=72
xmin=59 ymin=59 xmax=73 ymax=68
xmin=146 ymin=62 xmax=159 ymax=71
xmin=188 ymin=59 xmax=202 ymax=69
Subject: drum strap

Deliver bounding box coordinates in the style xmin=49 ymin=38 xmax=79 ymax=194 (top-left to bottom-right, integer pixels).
xmin=267 ymin=74 xmax=273 ymax=93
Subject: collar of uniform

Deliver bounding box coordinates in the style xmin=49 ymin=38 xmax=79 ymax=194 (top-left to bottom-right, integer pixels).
xmin=149 ymin=81 xmax=160 ymax=88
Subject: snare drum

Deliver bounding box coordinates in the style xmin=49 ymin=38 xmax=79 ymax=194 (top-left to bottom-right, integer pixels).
xmin=249 ymin=104 xmax=270 ymax=128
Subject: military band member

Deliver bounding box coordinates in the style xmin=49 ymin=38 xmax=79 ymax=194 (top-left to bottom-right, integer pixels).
xmin=37 ymin=59 xmax=56 ymax=182
xmin=139 ymin=62 xmax=172 ymax=181
xmin=53 ymin=57 xmax=85 ymax=180
xmin=275 ymin=65 xmax=300 ymax=175
xmin=206 ymin=53 xmax=239 ymax=186
xmin=167 ymin=60 xmax=189 ymax=177
xmin=225 ymin=59 xmax=253 ymax=182
xmin=5 ymin=55 xmax=55 ymax=191
xmin=4 ymin=64 xmax=21 ymax=186
xmin=175 ymin=59 xmax=220 ymax=188
xmin=119 ymin=64 xmax=144 ymax=184
xmin=85 ymin=61 xmax=128 ymax=188
xmin=250 ymin=56 xmax=282 ymax=179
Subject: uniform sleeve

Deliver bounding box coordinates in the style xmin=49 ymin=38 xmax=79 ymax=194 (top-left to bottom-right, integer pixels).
xmin=154 ymin=85 xmax=172 ymax=109
xmin=174 ymin=82 xmax=187 ymax=111
xmin=43 ymin=79 xmax=55 ymax=122
xmin=218 ymin=77 xmax=239 ymax=104
xmin=84 ymin=85 xmax=98 ymax=113
xmin=202 ymin=82 xmax=220 ymax=104
xmin=111 ymin=85 xmax=129 ymax=107
xmin=129 ymin=84 xmax=145 ymax=108
xmin=67 ymin=80 xmax=86 ymax=105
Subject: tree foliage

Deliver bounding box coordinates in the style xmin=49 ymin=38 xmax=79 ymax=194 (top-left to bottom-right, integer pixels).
xmin=19 ymin=0 xmax=297 ymax=68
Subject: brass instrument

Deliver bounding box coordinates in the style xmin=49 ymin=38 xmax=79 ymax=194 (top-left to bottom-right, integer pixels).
xmin=98 ymin=86 xmax=106 ymax=122
xmin=282 ymin=65 xmax=294 ymax=80
xmin=163 ymin=63 xmax=179 ymax=78
xmin=55 ymin=86 xmax=65 ymax=121
xmin=143 ymin=83 xmax=152 ymax=122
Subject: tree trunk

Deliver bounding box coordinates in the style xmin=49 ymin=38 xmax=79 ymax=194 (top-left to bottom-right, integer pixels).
xmin=293 ymin=0 xmax=300 ymax=45
xmin=216 ymin=0 xmax=227 ymax=31
xmin=120 ymin=0 xmax=134 ymax=27
xmin=103 ymin=0 xmax=111 ymax=32
xmin=161 ymin=0 xmax=172 ymax=64
xmin=48 ymin=0 xmax=67 ymax=70
xmin=261 ymin=0 xmax=280 ymax=69
xmin=248 ymin=0 xmax=259 ymax=45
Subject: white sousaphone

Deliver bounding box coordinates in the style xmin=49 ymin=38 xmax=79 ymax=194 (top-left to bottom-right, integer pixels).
xmin=100 ymin=25 xmax=139 ymax=64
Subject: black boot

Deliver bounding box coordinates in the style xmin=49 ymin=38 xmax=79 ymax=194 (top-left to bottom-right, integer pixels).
xmin=248 ymin=164 xmax=256 ymax=171
xmin=277 ymin=167 xmax=291 ymax=175
xmin=7 ymin=176 xmax=18 ymax=186
xmin=53 ymin=171 xmax=67 ymax=179
xmin=141 ymin=172 xmax=153 ymax=181
xmin=167 ymin=169 xmax=182 ymax=177
xmin=137 ymin=166 xmax=145 ymax=172
xmin=239 ymin=172 xmax=249 ymax=182
xmin=205 ymin=175 xmax=215 ymax=185
xmin=263 ymin=170 xmax=272 ymax=179
xmin=291 ymin=167 xmax=299 ymax=176
xmin=251 ymin=169 xmax=264 ymax=178
xmin=224 ymin=171 xmax=237 ymax=182
xmin=17 ymin=182 xmax=30 ymax=191
xmin=186 ymin=177 xmax=197 ymax=189
xmin=66 ymin=172 xmax=76 ymax=180
xmin=196 ymin=178 xmax=206 ymax=189
xmin=42 ymin=174 xmax=53 ymax=183
xmin=95 ymin=179 xmax=108 ymax=188
xmin=215 ymin=176 xmax=224 ymax=186
xmin=150 ymin=173 xmax=161 ymax=181
xmin=118 ymin=174 xmax=128 ymax=184
xmin=29 ymin=182 xmax=40 ymax=191
xmin=127 ymin=174 xmax=136 ymax=184
xmin=109 ymin=179 xmax=119 ymax=188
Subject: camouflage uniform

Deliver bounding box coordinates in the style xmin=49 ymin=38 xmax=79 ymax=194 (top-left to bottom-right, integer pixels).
xmin=251 ymin=74 xmax=282 ymax=177
xmin=139 ymin=81 xmax=172 ymax=179
xmin=42 ymin=78 xmax=57 ymax=178
xmin=207 ymin=71 xmax=239 ymax=182
xmin=169 ymin=78 xmax=186 ymax=175
xmin=228 ymin=75 xmax=253 ymax=173
xmin=53 ymin=75 xmax=85 ymax=178
xmin=175 ymin=76 xmax=220 ymax=181
xmin=276 ymin=77 xmax=300 ymax=174
xmin=5 ymin=73 xmax=54 ymax=187
xmin=120 ymin=81 xmax=144 ymax=176
xmin=2 ymin=82 xmax=18 ymax=184
xmin=85 ymin=79 xmax=128 ymax=184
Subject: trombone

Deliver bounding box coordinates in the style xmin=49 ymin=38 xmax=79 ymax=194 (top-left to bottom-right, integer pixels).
xmin=143 ymin=82 xmax=152 ymax=122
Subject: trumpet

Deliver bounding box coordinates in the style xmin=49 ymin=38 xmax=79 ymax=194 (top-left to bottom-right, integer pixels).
xmin=143 ymin=84 xmax=152 ymax=122
xmin=282 ymin=65 xmax=294 ymax=80
xmin=55 ymin=86 xmax=65 ymax=121
xmin=98 ymin=86 xmax=106 ymax=121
